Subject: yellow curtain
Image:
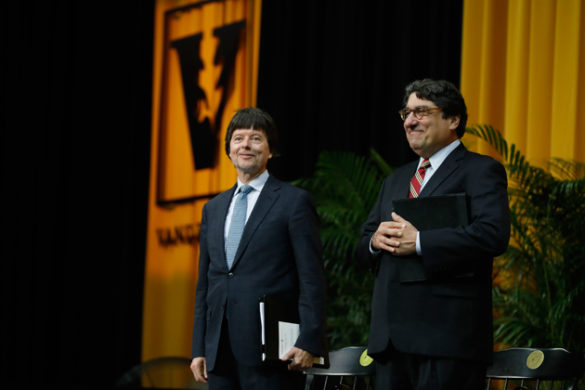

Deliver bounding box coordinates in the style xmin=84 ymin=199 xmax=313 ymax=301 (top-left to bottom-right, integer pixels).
xmin=142 ymin=0 xmax=262 ymax=362
xmin=461 ymin=0 xmax=585 ymax=165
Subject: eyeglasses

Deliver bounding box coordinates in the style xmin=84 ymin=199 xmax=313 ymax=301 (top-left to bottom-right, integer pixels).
xmin=398 ymin=107 xmax=442 ymax=121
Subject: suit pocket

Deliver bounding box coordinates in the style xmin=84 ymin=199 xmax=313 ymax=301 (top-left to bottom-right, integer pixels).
xmin=431 ymin=280 xmax=479 ymax=298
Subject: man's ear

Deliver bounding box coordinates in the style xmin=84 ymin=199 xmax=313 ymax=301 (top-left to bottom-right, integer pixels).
xmin=449 ymin=116 xmax=460 ymax=130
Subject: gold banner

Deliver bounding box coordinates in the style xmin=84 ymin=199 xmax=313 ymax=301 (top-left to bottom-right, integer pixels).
xmin=142 ymin=0 xmax=261 ymax=361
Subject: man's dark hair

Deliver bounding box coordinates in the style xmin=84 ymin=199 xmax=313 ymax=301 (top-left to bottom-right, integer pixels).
xmin=224 ymin=107 xmax=279 ymax=156
xmin=403 ymin=79 xmax=468 ymax=138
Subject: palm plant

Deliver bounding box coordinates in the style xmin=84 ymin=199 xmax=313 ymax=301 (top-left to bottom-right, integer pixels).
xmin=466 ymin=125 xmax=585 ymax=354
xmin=293 ymin=150 xmax=393 ymax=349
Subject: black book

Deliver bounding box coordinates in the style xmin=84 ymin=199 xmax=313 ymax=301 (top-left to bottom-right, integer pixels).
xmin=392 ymin=193 xmax=469 ymax=282
xmin=259 ymin=294 xmax=329 ymax=368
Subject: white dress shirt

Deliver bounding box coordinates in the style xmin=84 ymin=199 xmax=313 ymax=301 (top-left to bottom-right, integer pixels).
xmin=224 ymin=170 xmax=269 ymax=240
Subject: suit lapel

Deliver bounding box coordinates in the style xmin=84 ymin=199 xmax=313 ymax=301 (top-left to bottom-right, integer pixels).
xmin=419 ymin=143 xmax=466 ymax=197
xmin=230 ymin=176 xmax=280 ymax=269
xmin=397 ymin=161 xmax=419 ymax=200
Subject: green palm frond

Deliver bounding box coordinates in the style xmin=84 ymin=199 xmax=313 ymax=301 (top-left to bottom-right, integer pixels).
xmin=468 ymin=124 xmax=585 ymax=355
xmin=548 ymin=158 xmax=585 ymax=180
xmin=467 ymin=125 xmax=556 ymax=192
xmin=369 ymin=148 xmax=394 ymax=176
xmin=293 ymin=150 xmax=390 ymax=348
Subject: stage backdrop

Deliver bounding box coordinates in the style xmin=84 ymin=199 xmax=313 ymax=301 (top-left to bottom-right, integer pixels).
xmin=142 ymin=0 xmax=261 ymax=361
xmin=461 ymin=0 xmax=585 ymax=164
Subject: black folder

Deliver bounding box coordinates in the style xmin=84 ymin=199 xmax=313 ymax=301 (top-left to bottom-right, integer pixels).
xmin=391 ymin=193 xmax=469 ymax=282
xmin=259 ymin=294 xmax=329 ymax=368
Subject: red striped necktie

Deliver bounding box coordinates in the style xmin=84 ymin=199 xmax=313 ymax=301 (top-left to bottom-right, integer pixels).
xmin=408 ymin=159 xmax=430 ymax=198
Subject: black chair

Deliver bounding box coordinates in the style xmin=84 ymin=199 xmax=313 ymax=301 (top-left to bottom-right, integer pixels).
xmin=116 ymin=356 xmax=207 ymax=389
xmin=304 ymin=346 xmax=375 ymax=390
xmin=486 ymin=347 xmax=585 ymax=390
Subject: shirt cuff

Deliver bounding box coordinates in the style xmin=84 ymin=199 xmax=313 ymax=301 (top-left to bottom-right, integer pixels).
xmin=369 ymin=235 xmax=381 ymax=255
xmin=416 ymin=231 xmax=422 ymax=255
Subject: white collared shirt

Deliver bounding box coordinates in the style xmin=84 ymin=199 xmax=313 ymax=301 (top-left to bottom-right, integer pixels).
xmin=224 ymin=170 xmax=269 ymax=240
xmin=416 ymin=139 xmax=461 ymax=193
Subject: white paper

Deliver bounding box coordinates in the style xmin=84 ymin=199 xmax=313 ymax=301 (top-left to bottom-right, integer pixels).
xmin=278 ymin=321 xmax=300 ymax=359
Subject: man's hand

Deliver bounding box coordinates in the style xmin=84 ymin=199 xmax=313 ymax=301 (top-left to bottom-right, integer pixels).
xmin=190 ymin=357 xmax=208 ymax=384
xmin=371 ymin=212 xmax=418 ymax=256
xmin=281 ymin=346 xmax=314 ymax=371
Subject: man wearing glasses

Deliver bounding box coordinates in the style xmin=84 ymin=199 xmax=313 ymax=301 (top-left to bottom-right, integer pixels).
xmin=358 ymin=79 xmax=510 ymax=389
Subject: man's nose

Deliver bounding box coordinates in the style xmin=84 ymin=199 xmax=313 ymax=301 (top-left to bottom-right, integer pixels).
xmin=404 ymin=114 xmax=418 ymax=128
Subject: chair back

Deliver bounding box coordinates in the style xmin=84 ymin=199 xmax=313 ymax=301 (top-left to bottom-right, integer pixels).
xmin=304 ymin=346 xmax=375 ymax=390
xmin=486 ymin=347 xmax=585 ymax=390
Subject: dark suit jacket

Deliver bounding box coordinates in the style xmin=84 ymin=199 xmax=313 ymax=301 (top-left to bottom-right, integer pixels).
xmin=358 ymin=143 xmax=510 ymax=362
xmin=191 ymin=175 xmax=326 ymax=371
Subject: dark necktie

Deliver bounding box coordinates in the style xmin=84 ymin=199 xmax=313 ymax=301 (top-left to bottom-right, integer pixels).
xmin=225 ymin=185 xmax=253 ymax=268
xmin=409 ymin=159 xmax=430 ymax=198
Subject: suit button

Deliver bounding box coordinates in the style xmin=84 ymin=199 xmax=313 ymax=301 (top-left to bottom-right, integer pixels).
xmin=228 ymin=272 xmax=234 ymax=278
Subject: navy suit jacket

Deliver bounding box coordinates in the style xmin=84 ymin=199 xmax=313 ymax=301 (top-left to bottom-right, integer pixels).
xmin=192 ymin=175 xmax=326 ymax=370
xmin=358 ymin=144 xmax=510 ymax=362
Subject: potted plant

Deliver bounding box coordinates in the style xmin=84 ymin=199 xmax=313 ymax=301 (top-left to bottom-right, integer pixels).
xmin=467 ymin=125 xmax=585 ymax=355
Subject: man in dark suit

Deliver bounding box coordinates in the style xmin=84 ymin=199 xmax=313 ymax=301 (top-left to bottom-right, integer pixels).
xmin=358 ymin=79 xmax=510 ymax=389
xmin=190 ymin=107 xmax=326 ymax=389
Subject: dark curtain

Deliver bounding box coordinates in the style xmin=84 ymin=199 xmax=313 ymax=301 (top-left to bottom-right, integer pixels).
xmin=1 ymin=1 xmax=154 ymax=387
xmin=258 ymin=0 xmax=463 ymax=181
xmin=1 ymin=0 xmax=462 ymax=387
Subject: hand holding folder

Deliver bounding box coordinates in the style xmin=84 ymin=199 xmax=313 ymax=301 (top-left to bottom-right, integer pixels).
xmin=391 ymin=193 xmax=469 ymax=282
xmin=392 ymin=193 xmax=468 ymax=231
xmin=259 ymin=295 xmax=329 ymax=368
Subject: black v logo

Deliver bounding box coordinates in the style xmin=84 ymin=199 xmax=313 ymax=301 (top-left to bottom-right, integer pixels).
xmin=171 ymin=20 xmax=246 ymax=170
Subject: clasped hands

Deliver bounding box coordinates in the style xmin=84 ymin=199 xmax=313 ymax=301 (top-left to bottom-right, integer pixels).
xmin=371 ymin=212 xmax=418 ymax=256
